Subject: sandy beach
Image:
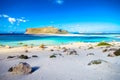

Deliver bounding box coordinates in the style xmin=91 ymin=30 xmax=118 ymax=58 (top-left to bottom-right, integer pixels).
xmin=0 ymin=42 xmax=120 ymax=80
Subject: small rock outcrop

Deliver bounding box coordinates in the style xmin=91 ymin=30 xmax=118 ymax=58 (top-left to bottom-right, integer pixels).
xmin=107 ymin=53 xmax=116 ymax=57
xmin=113 ymin=49 xmax=120 ymax=56
xmin=66 ymin=49 xmax=78 ymax=55
xmin=18 ymin=55 xmax=29 ymax=59
xmin=8 ymin=62 xmax=32 ymax=74
xmin=108 ymin=48 xmax=120 ymax=57
xmin=87 ymin=53 xmax=94 ymax=56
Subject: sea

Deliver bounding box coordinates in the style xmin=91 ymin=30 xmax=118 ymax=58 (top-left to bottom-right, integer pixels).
xmin=0 ymin=33 xmax=120 ymax=47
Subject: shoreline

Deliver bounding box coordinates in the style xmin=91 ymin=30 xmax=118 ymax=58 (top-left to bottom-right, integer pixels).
xmin=0 ymin=41 xmax=120 ymax=47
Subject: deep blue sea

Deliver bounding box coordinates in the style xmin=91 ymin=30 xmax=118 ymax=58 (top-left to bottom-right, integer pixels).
xmin=0 ymin=33 xmax=120 ymax=46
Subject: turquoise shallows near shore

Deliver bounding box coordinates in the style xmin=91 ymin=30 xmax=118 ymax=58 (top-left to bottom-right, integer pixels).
xmin=0 ymin=34 xmax=120 ymax=47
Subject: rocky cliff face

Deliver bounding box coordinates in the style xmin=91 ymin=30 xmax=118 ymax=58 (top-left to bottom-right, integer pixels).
xmin=25 ymin=27 xmax=69 ymax=34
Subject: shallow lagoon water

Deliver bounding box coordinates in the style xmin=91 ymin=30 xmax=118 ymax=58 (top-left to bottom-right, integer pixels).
xmin=0 ymin=34 xmax=120 ymax=46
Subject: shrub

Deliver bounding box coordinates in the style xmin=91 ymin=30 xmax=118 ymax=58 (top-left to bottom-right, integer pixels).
xmin=50 ymin=54 xmax=56 ymax=58
xmin=97 ymin=42 xmax=111 ymax=46
xmin=88 ymin=59 xmax=102 ymax=65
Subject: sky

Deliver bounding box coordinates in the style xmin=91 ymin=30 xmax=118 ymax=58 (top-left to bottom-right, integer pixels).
xmin=0 ymin=0 xmax=120 ymax=33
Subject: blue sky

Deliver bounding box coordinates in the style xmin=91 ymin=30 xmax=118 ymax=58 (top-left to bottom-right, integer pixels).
xmin=0 ymin=0 xmax=120 ymax=33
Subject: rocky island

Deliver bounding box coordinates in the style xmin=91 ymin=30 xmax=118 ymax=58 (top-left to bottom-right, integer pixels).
xmin=25 ymin=27 xmax=69 ymax=34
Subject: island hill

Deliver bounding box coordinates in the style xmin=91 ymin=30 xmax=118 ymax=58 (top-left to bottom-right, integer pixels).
xmin=25 ymin=27 xmax=69 ymax=34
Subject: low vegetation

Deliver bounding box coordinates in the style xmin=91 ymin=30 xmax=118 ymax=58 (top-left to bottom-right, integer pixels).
xmin=88 ymin=60 xmax=102 ymax=65
xmin=97 ymin=42 xmax=111 ymax=46
xmin=88 ymin=59 xmax=108 ymax=65
xmin=49 ymin=54 xmax=56 ymax=58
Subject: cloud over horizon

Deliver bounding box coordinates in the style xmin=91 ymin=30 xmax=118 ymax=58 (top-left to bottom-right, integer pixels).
xmin=0 ymin=14 xmax=29 ymax=25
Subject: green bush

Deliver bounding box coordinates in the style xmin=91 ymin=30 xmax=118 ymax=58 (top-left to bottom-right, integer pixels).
xmin=88 ymin=60 xmax=102 ymax=65
xmin=97 ymin=42 xmax=111 ymax=46
xmin=50 ymin=54 xmax=56 ymax=58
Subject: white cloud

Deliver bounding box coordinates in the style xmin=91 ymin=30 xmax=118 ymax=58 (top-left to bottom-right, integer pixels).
xmin=17 ymin=18 xmax=28 ymax=22
xmin=16 ymin=18 xmax=29 ymax=25
xmin=55 ymin=0 xmax=64 ymax=5
xmin=0 ymin=14 xmax=29 ymax=25
xmin=8 ymin=17 xmax=16 ymax=24
xmin=3 ymin=14 xmax=9 ymax=18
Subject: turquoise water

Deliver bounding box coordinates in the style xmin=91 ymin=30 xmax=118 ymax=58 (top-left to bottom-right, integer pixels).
xmin=0 ymin=34 xmax=120 ymax=46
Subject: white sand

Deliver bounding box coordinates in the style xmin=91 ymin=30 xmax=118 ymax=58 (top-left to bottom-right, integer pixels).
xmin=0 ymin=42 xmax=120 ymax=80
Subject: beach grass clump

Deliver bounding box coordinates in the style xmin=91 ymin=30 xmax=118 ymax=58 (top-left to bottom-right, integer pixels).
xmin=113 ymin=49 xmax=120 ymax=56
xmin=88 ymin=60 xmax=102 ymax=65
xmin=49 ymin=54 xmax=56 ymax=58
xmin=18 ymin=55 xmax=29 ymax=59
xmin=97 ymin=42 xmax=111 ymax=46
